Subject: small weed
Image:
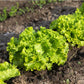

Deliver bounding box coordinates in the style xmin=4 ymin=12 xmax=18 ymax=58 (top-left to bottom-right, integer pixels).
xmin=8 ymin=2 xmax=19 ymax=16
xmin=66 ymin=79 xmax=70 ymax=84
xmin=0 ymin=7 xmax=7 ymax=21
xmin=58 ymin=0 xmax=64 ymax=2
xmin=30 ymin=7 xmax=34 ymax=12
xmin=35 ymin=0 xmax=39 ymax=5
xmin=32 ymin=0 xmax=35 ymax=4
xmin=18 ymin=8 xmax=25 ymax=15
xmin=48 ymin=0 xmax=52 ymax=3
xmin=53 ymin=0 xmax=57 ymax=2
xmin=39 ymin=0 xmax=46 ymax=4
xmin=78 ymin=61 xmax=81 ymax=65
xmin=0 ymin=0 xmax=65 ymax=22
xmin=15 ymin=21 xmax=18 ymax=25
xmin=25 ymin=7 xmax=30 ymax=12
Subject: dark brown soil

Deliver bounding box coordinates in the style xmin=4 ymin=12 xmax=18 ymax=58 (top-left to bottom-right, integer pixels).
xmin=0 ymin=1 xmax=84 ymax=84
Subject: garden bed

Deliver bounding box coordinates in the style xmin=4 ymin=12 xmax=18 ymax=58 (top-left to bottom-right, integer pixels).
xmin=0 ymin=1 xmax=84 ymax=84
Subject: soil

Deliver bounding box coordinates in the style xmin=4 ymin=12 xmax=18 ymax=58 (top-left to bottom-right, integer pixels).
xmin=0 ymin=1 xmax=84 ymax=84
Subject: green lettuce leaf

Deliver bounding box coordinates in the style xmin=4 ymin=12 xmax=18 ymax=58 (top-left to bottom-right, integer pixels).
xmin=0 ymin=62 xmax=20 ymax=81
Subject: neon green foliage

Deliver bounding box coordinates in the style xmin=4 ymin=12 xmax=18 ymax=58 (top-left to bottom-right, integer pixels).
xmin=75 ymin=3 xmax=84 ymax=15
xmin=0 ymin=80 xmax=6 ymax=84
xmin=0 ymin=62 xmax=20 ymax=81
xmin=7 ymin=26 xmax=69 ymax=71
xmin=50 ymin=6 xmax=84 ymax=47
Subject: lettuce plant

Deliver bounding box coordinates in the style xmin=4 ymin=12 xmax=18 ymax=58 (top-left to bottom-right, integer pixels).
xmin=0 ymin=80 xmax=6 ymax=84
xmin=79 ymin=3 xmax=84 ymax=15
xmin=7 ymin=26 xmax=69 ymax=71
xmin=74 ymin=3 xmax=84 ymax=16
xmin=50 ymin=8 xmax=84 ymax=47
xmin=0 ymin=62 xmax=20 ymax=81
